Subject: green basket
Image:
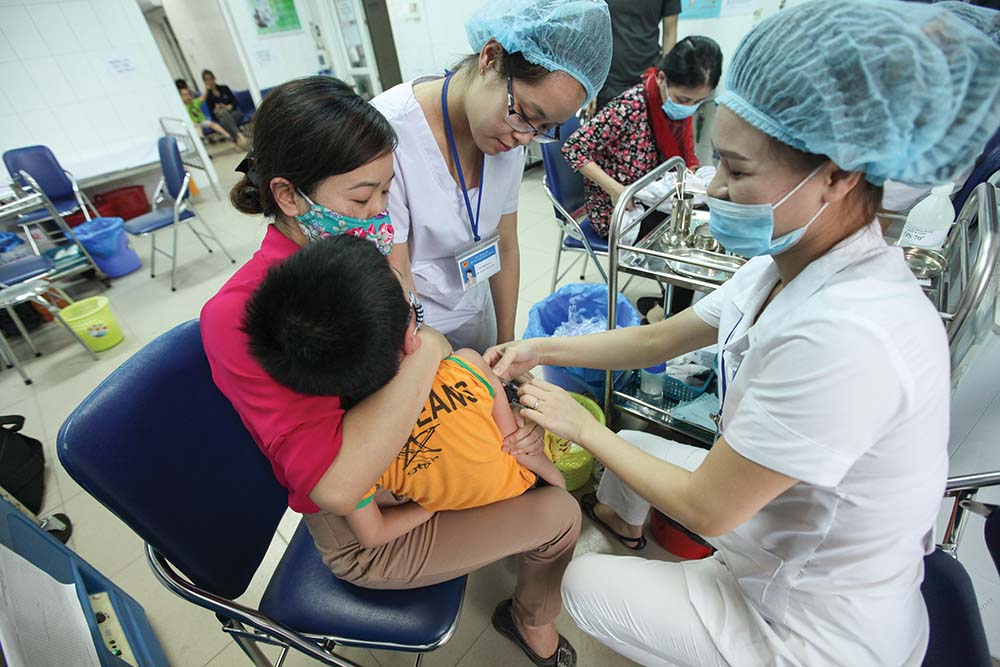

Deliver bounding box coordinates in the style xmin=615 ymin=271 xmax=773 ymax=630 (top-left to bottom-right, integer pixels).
xmin=59 ymin=296 xmax=124 ymax=352
xmin=544 ymin=393 xmax=605 ymax=491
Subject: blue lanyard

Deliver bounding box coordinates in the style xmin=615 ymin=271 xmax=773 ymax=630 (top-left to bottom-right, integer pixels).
xmin=441 ymin=73 xmax=485 ymax=242
xmin=717 ymin=312 xmax=746 ymax=426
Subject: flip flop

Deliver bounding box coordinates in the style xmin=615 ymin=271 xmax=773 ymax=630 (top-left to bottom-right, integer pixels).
xmin=636 ymin=295 xmax=663 ymax=317
xmin=581 ymin=493 xmax=647 ymax=550
xmin=491 ymin=599 xmax=577 ymax=667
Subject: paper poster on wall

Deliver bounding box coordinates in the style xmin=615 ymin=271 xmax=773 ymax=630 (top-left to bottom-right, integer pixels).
xmin=680 ymin=0 xmax=722 ymax=20
xmin=249 ymin=0 xmax=302 ymax=35
xmin=721 ymin=0 xmax=756 ymax=17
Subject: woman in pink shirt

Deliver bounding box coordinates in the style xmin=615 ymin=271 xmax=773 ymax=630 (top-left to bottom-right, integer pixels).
xmin=200 ymin=77 xmax=581 ymax=667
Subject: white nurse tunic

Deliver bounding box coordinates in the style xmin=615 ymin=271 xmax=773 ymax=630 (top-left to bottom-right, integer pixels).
xmin=371 ymin=77 xmax=525 ymax=345
xmin=564 ymin=221 xmax=951 ymax=666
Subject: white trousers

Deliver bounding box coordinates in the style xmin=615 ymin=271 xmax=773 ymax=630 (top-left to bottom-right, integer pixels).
xmin=562 ymin=431 xmax=805 ymax=667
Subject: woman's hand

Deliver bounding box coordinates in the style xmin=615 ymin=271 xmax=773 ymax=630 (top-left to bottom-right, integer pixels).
xmin=607 ymin=181 xmax=634 ymax=211
xmin=518 ymin=378 xmax=602 ymax=447
xmin=417 ymin=326 xmax=452 ymax=361
xmin=502 ymin=408 xmax=545 ymax=456
xmin=483 ymin=340 xmax=541 ymax=381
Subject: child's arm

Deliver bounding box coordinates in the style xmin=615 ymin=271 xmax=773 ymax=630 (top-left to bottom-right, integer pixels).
xmin=454 ymin=348 xmax=565 ymax=488
xmin=454 ymin=348 xmax=518 ymax=437
xmin=344 ymin=497 xmax=434 ymax=549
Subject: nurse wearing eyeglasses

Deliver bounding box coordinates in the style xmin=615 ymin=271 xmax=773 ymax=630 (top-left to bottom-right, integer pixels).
xmin=371 ymin=0 xmax=612 ymax=357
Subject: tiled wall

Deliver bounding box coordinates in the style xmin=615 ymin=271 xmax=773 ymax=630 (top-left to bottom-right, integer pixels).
xmin=0 ymin=0 xmax=189 ymax=183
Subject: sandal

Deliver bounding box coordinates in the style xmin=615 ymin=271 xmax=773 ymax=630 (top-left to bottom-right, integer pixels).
xmin=636 ymin=296 xmax=663 ymax=317
xmin=581 ymin=493 xmax=647 ymax=550
xmin=492 ymin=599 xmax=577 ymax=667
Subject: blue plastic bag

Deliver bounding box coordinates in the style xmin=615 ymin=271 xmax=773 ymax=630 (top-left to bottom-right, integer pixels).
xmin=73 ymin=217 xmax=125 ymax=257
xmin=523 ymin=283 xmax=640 ymax=398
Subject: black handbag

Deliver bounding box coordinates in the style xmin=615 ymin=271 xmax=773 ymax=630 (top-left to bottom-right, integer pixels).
xmin=0 ymin=415 xmax=46 ymax=514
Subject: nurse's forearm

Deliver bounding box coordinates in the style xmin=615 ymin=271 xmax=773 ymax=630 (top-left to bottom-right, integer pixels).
xmin=578 ymin=424 xmax=797 ymax=538
xmin=491 ymin=215 xmax=520 ymax=344
xmin=537 ymin=307 xmax=717 ymax=371
xmin=578 ymin=161 xmax=621 ymax=195
xmin=309 ymin=329 xmax=448 ymax=515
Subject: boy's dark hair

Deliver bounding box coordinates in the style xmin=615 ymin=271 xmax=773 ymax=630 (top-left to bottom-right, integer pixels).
xmin=174 ymin=78 xmax=188 ymax=90
xmin=242 ymin=235 xmax=411 ymax=404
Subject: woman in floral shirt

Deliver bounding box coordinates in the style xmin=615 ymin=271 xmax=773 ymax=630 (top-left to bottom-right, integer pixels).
xmin=562 ymin=36 xmax=722 ymax=237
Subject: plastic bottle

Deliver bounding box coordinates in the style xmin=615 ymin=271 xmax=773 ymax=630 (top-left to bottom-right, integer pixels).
xmin=898 ymin=183 xmax=955 ymax=250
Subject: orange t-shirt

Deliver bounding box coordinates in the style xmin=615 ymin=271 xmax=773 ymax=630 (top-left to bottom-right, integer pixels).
xmin=358 ymin=356 xmax=536 ymax=513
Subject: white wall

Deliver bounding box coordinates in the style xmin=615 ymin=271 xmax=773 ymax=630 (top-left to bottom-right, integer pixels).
xmin=0 ymin=0 xmax=215 ymax=189
xmin=385 ymin=0 xmax=473 ymax=82
xmin=217 ymin=0 xmax=320 ymax=97
xmin=161 ymin=0 xmax=248 ymax=91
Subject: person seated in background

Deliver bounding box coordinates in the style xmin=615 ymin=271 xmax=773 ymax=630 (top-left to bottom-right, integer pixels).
xmin=178 ymin=84 xmax=248 ymax=150
xmin=241 ymin=235 xmax=564 ymax=549
xmin=562 ymin=36 xmax=722 ymax=240
xmin=202 ymin=69 xmax=248 ymax=137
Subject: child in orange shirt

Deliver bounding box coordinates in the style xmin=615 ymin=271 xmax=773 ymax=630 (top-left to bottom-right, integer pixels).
xmin=242 ymin=235 xmax=563 ymax=548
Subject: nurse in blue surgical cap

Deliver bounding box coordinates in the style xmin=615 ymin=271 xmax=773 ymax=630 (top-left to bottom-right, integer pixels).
xmin=373 ymin=0 xmax=612 ymax=353
xmin=485 ymin=1 xmax=1000 ymax=665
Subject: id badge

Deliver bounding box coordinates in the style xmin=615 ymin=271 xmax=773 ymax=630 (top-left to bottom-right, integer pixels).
xmin=455 ymin=232 xmax=502 ymax=291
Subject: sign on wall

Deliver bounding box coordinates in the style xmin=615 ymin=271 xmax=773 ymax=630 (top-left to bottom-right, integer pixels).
xmin=248 ymin=0 xmax=302 ymax=35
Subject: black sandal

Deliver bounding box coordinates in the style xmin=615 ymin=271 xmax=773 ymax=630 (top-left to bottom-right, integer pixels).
xmin=581 ymin=493 xmax=647 ymax=550
xmin=492 ymin=599 xmax=577 ymax=667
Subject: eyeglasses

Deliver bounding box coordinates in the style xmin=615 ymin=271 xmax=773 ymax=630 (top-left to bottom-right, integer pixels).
xmin=505 ymin=77 xmax=560 ymax=144
xmin=408 ymin=290 xmax=424 ymax=332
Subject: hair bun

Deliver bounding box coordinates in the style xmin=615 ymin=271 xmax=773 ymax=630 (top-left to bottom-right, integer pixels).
xmin=230 ymin=177 xmax=263 ymax=215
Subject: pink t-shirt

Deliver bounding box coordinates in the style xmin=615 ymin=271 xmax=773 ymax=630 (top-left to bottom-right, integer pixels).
xmin=200 ymin=225 xmax=343 ymax=513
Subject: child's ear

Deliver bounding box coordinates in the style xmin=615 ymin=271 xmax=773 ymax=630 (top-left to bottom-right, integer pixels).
xmin=402 ymin=325 xmax=422 ymax=356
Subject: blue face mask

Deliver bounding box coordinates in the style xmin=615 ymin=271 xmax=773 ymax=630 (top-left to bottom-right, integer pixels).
xmin=707 ymin=165 xmax=828 ymax=258
xmin=661 ymin=83 xmax=700 ymax=120
xmin=295 ymin=189 xmax=394 ymax=256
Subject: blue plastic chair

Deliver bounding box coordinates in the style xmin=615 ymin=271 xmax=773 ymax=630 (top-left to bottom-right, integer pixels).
xmin=540 ymin=115 xmax=610 ymax=293
xmin=921 ymin=548 xmax=992 ymax=666
xmin=233 ymin=89 xmax=256 ymax=124
xmin=953 ymin=139 xmax=1000 ymax=216
xmin=3 ymin=145 xmax=98 ymax=225
xmin=57 ymin=320 xmax=466 ymax=667
xmin=124 ymin=136 xmax=235 ymax=291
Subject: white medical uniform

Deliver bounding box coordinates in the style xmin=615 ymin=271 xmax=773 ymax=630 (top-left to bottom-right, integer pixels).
xmin=563 ymin=221 xmax=950 ymax=666
xmin=371 ymin=77 xmax=525 ymax=351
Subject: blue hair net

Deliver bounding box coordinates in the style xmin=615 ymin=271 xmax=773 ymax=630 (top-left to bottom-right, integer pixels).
xmin=717 ymin=0 xmax=1000 ymax=186
xmin=465 ymin=0 xmax=612 ymax=105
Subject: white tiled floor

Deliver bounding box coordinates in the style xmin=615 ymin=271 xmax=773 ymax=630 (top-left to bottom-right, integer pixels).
xmin=1 ymin=152 xmax=671 ymax=667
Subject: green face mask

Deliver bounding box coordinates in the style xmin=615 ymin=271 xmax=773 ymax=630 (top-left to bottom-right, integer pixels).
xmin=295 ymin=188 xmax=394 ymax=256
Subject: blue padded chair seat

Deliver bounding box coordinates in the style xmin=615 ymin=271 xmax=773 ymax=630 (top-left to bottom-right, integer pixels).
xmin=16 ymin=196 xmax=83 ymax=224
xmin=0 ymin=254 xmax=53 ymax=285
xmin=124 ymin=207 xmax=194 ymax=235
xmin=562 ymin=218 xmax=609 ymax=252
xmin=259 ymin=522 xmax=466 ymax=648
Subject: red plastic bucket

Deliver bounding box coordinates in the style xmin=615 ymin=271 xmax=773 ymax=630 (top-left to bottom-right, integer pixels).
xmin=650 ymin=510 xmax=715 ymax=560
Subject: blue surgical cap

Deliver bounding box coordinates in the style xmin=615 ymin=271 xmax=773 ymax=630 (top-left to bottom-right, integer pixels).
xmin=465 ymin=0 xmax=612 ymax=105
xmin=717 ymin=0 xmax=1000 ymax=186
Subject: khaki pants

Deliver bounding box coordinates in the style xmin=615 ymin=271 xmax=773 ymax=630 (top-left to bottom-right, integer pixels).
xmin=304 ymin=485 xmax=581 ymax=626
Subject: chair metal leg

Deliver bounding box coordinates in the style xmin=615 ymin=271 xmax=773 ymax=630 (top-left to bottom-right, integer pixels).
xmin=0 ymin=331 xmax=31 ymax=385
xmin=170 ymin=221 xmax=179 ymax=291
xmin=413 ymin=653 xmax=423 ymax=667
xmin=551 ymin=230 xmax=565 ymax=294
xmin=48 ymin=306 xmax=99 ymax=361
xmin=193 ymin=210 xmax=236 ymax=264
xmin=5 ymin=305 xmax=41 ymax=357
xmin=228 ymin=628 xmax=277 ymax=667
xmin=185 ymin=217 xmax=214 ymax=254
xmin=0 ymin=337 xmax=11 ymax=368
xmin=150 ymin=232 xmax=158 ymax=278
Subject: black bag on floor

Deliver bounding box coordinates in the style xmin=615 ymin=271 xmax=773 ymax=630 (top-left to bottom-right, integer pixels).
xmin=0 ymin=415 xmax=46 ymax=514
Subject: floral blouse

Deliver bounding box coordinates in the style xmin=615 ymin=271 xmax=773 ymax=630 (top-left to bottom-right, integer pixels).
xmin=562 ymin=84 xmax=698 ymax=237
